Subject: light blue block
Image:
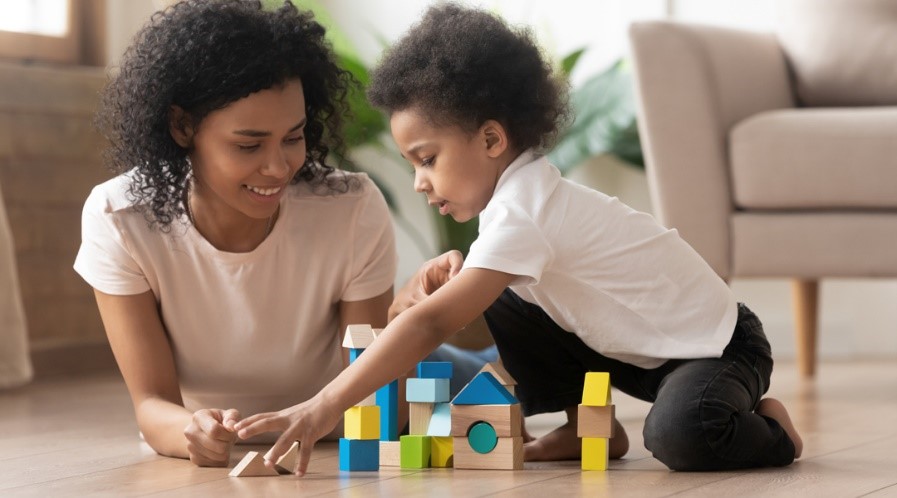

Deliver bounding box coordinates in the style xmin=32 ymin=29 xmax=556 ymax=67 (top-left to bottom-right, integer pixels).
xmin=451 ymin=372 xmax=518 ymax=405
xmin=348 ymin=348 xmax=363 ymax=363
xmin=339 ymin=438 xmax=379 ymax=471
xmin=426 ymin=402 xmax=452 ymax=436
xmin=406 ymin=378 xmax=450 ymax=403
xmin=376 ymin=379 xmax=399 ymax=441
xmin=417 ymin=361 xmax=453 ymax=379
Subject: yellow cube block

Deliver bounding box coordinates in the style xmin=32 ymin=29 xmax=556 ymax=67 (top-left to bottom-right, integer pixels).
xmin=431 ymin=436 xmax=454 ymax=468
xmin=582 ymin=437 xmax=608 ymax=471
xmin=582 ymin=372 xmax=611 ymax=406
xmin=344 ymin=405 xmax=380 ymax=440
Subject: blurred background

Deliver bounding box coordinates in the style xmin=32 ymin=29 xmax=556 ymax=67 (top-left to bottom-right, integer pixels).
xmin=1 ymin=0 xmax=894 ymax=389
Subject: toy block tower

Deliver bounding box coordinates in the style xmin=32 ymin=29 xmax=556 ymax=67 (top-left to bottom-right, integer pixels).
xmin=451 ymin=372 xmax=523 ymax=470
xmin=400 ymin=361 xmax=454 ymax=468
xmin=339 ymin=324 xmax=380 ymax=471
xmin=578 ymin=372 xmax=614 ymax=471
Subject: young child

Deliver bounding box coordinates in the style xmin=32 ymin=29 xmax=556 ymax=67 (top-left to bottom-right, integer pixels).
xmin=74 ymin=0 xmax=490 ymax=468
xmin=236 ymin=4 xmax=802 ymax=474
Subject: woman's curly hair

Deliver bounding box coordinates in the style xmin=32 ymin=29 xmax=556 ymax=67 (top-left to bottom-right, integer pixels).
xmin=97 ymin=0 xmax=356 ymax=231
xmin=367 ymin=3 xmax=570 ymax=153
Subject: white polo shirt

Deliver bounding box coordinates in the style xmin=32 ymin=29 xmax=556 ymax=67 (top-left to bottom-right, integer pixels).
xmin=464 ymin=151 xmax=737 ymax=368
xmin=74 ymin=171 xmax=396 ymax=417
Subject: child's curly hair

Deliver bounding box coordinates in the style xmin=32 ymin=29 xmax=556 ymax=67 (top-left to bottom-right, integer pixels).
xmin=97 ymin=0 xmax=355 ymax=231
xmin=368 ymin=3 xmax=570 ymax=153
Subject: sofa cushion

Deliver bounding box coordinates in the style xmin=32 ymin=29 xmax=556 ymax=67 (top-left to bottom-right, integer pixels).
xmin=730 ymin=107 xmax=897 ymax=209
xmin=777 ymin=0 xmax=897 ymax=106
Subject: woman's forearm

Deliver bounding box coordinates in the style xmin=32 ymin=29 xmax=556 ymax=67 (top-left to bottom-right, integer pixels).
xmin=134 ymin=397 xmax=194 ymax=459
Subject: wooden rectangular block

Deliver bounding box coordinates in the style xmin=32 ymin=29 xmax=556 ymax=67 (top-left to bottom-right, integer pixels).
xmin=344 ymin=405 xmax=380 ymax=440
xmin=577 ymin=404 xmax=615 ymax=438
xmin=339 ymin=438 xmax=379 ymax=471
xmin=582 ymin=372 xmax=611 ymax=406
xmin=400 ymin=435 xmax=432 ymax=469
xmin=582 ymin=437 xmax=608 ymax=471
xmin=431 ymin=436 xmax=454 ymax=468
xmin=451 ymin=404 xmax=521 ymax=437
xmin=453 ymin=436 xmax=523 ymax=470
xmin=357 ymin=391 xmax=377 ymax=407
xmin=379 ymin=441 xmax=401 ymax=467
xmin=406 ymin=377 xmax=450 ymax=403
xmin=409 ymin=402 xmax=434 ymax=435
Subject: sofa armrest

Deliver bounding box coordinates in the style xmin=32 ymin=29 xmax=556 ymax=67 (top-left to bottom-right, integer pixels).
xmin=629 ymin=21 xmax=794 ymax=277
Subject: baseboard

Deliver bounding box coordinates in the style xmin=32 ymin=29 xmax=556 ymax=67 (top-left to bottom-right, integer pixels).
xmin=30 ymin=340 xmax=118 ymax=379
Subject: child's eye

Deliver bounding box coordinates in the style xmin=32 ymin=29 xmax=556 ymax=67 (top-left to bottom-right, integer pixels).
xmin=420 ymin=156 xmax=435 ymax=167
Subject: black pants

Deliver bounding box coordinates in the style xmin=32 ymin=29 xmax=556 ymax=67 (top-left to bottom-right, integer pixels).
xmin=483 ymin=289 xmax=796 ymax=470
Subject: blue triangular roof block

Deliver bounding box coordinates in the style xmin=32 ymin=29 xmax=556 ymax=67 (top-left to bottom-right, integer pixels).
xmin=451 ymin=372 xmax=518 ymax=405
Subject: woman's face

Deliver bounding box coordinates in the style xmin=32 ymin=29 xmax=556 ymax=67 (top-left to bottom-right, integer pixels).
xmin=180 ymin=78 xmax=307 ymax=224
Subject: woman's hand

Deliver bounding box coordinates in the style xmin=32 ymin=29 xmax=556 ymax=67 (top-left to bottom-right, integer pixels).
xmin=234 ymin=395 xmax=340 ymax=476
xmin=183 ymin=408 xmax=241 ymax=467
xmin=389 ymin=250 xmax=464 ymax=321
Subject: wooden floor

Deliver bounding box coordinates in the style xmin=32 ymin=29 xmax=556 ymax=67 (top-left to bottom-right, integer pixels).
xmin=2 ymin=359 xmax=896 ymax=497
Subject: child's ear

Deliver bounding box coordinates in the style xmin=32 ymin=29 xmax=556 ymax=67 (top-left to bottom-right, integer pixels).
xmin=480 ymin=120 xmax=509 ymax=158
xmin=168 ymin=105 xmax=194 ymax=148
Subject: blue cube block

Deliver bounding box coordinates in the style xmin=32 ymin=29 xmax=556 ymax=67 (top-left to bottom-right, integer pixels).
xmin=339 ymin=438 xmax=379 ymax=471
xmin=417 ymin=361 xmax=453 ymax=379
xmin=406 ymin=378 xmax=450 ymax=403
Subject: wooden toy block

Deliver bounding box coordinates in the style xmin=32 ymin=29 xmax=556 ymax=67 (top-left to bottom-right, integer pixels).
xmin=406 ymin=377 xmax=450 ymax=403
xmin=426 ymin=402 xmax=452 ymax=437
xmin=339 ymin=438 xmax=379 ymax=471
xmin=467 ymin=422 xmax=498 ymax=453
xmin=577 ymin=404 xmax=615 ymax=438
xmin=376 ymin=379 xmax=398 ymax=441
xmin=417 ymin=361 xmax=453 ymax=379
xmin=409 ymin=402 xmax=434 ymax=435
xmin=430 ymin=436 xmax=454 ymax=467
xmin=274 ymin=441 xmax=299 ymax=474
xmin=344 ymin=405 xmax=380 ymax=440
xmin=452 ymin=436 xmax=523 ymax=470
xmin=348 ymin=348 xmax=363 ymax=363
xmin=582 ymin=437 xmax=608 ymax=471
xmin=479 ymin=361 xmax=517 ymax=386
xmin=582 ymin=372 xmax=611 ymax=406
xmin=452 ymin=372 xmax=518 ymax=405
xmin=400 ymin=435 xmax=432 ymax=469
xmin=342 ymin=324 xmax=376 ymax=349
xmin=229 ymin=451 xmax=279 ymax=477
xmin=379 ymin=441 xmax=402 ymax=467
xmin=357 ymin=391 xmax=377 ymax=407
xmin=450 ymin=403 xmax=521 ymax=437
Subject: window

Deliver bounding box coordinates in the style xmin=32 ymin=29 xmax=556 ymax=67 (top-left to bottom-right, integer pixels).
xmin=0 ymin=0 xmax=106 ymax=66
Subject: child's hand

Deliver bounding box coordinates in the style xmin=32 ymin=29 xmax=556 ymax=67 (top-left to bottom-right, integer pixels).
xmin=183 ymin=408 xmax=241 ymax=467
xmin=389 ymin=250 xmax=464 ymax=320
xmin=234 ymin=395 xmax=340 ymax=476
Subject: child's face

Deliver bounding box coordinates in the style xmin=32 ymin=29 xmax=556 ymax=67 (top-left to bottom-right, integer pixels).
xmin=390 ymin=109 xmax=506 ymax=223
xmin=184 ymin=78 xmax=307 ymax=224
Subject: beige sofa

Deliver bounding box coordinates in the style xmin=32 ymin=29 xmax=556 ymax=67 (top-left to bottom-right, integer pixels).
xmin=629 ymin=0 xmax=897 ymax=377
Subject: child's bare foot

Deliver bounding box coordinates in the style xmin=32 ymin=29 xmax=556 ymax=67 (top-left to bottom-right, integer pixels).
xmin=524 ymin=408 xmax=629 ymax=461
xmin=757 ymin=398 xmax=803 ymax=459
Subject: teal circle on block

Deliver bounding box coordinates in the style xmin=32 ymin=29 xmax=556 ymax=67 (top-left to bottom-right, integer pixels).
xmin=468 ymin=422 xmax=498 ymax=454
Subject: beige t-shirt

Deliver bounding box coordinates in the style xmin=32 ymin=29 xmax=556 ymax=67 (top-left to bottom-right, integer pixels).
xmin=464 ymin=151 xmax=737 ymax=369
xmin=74 ymin=171 xmax=396 ymax=418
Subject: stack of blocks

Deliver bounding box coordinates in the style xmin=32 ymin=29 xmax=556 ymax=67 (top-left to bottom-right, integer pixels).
xmin=578 ymin=372 xmax=614 ymax=471
xmin=450 ymin=365 xmax=523 ymax=470
xmin=398 ymin=361 xmax=454 ymax=468
xmin=339 ymin=325 xmax=381 ymax=471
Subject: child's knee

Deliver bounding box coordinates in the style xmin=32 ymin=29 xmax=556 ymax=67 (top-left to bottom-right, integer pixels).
xmin=643 ymin=403 xmax=720 ymax=471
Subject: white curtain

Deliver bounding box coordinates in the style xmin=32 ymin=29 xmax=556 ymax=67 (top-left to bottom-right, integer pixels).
xmin=0 ymin=186 xmax=31 ymax=389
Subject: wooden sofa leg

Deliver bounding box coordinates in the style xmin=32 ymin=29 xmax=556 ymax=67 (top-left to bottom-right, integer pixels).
xmin=791 ymin=279 xmax=819 ymax=378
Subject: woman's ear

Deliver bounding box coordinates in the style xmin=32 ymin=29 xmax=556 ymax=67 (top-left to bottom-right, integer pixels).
xmin=480 ymin=120 xmax=509 ymax=158
xmin=168 ymin=105 xmax=194 ymax=148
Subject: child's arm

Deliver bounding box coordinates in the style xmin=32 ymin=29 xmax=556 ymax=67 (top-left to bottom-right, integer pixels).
xmin=93 ymin=290 xmax=239 ymax=466
xmin=235 ymin=267 xmax=515 ymax=475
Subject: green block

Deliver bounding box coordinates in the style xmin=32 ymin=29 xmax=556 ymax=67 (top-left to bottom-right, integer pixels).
xmin=400 ymin=435 xmax=432 ymax=468
xmin=468 ymin=422 xmax=498 ymax=454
